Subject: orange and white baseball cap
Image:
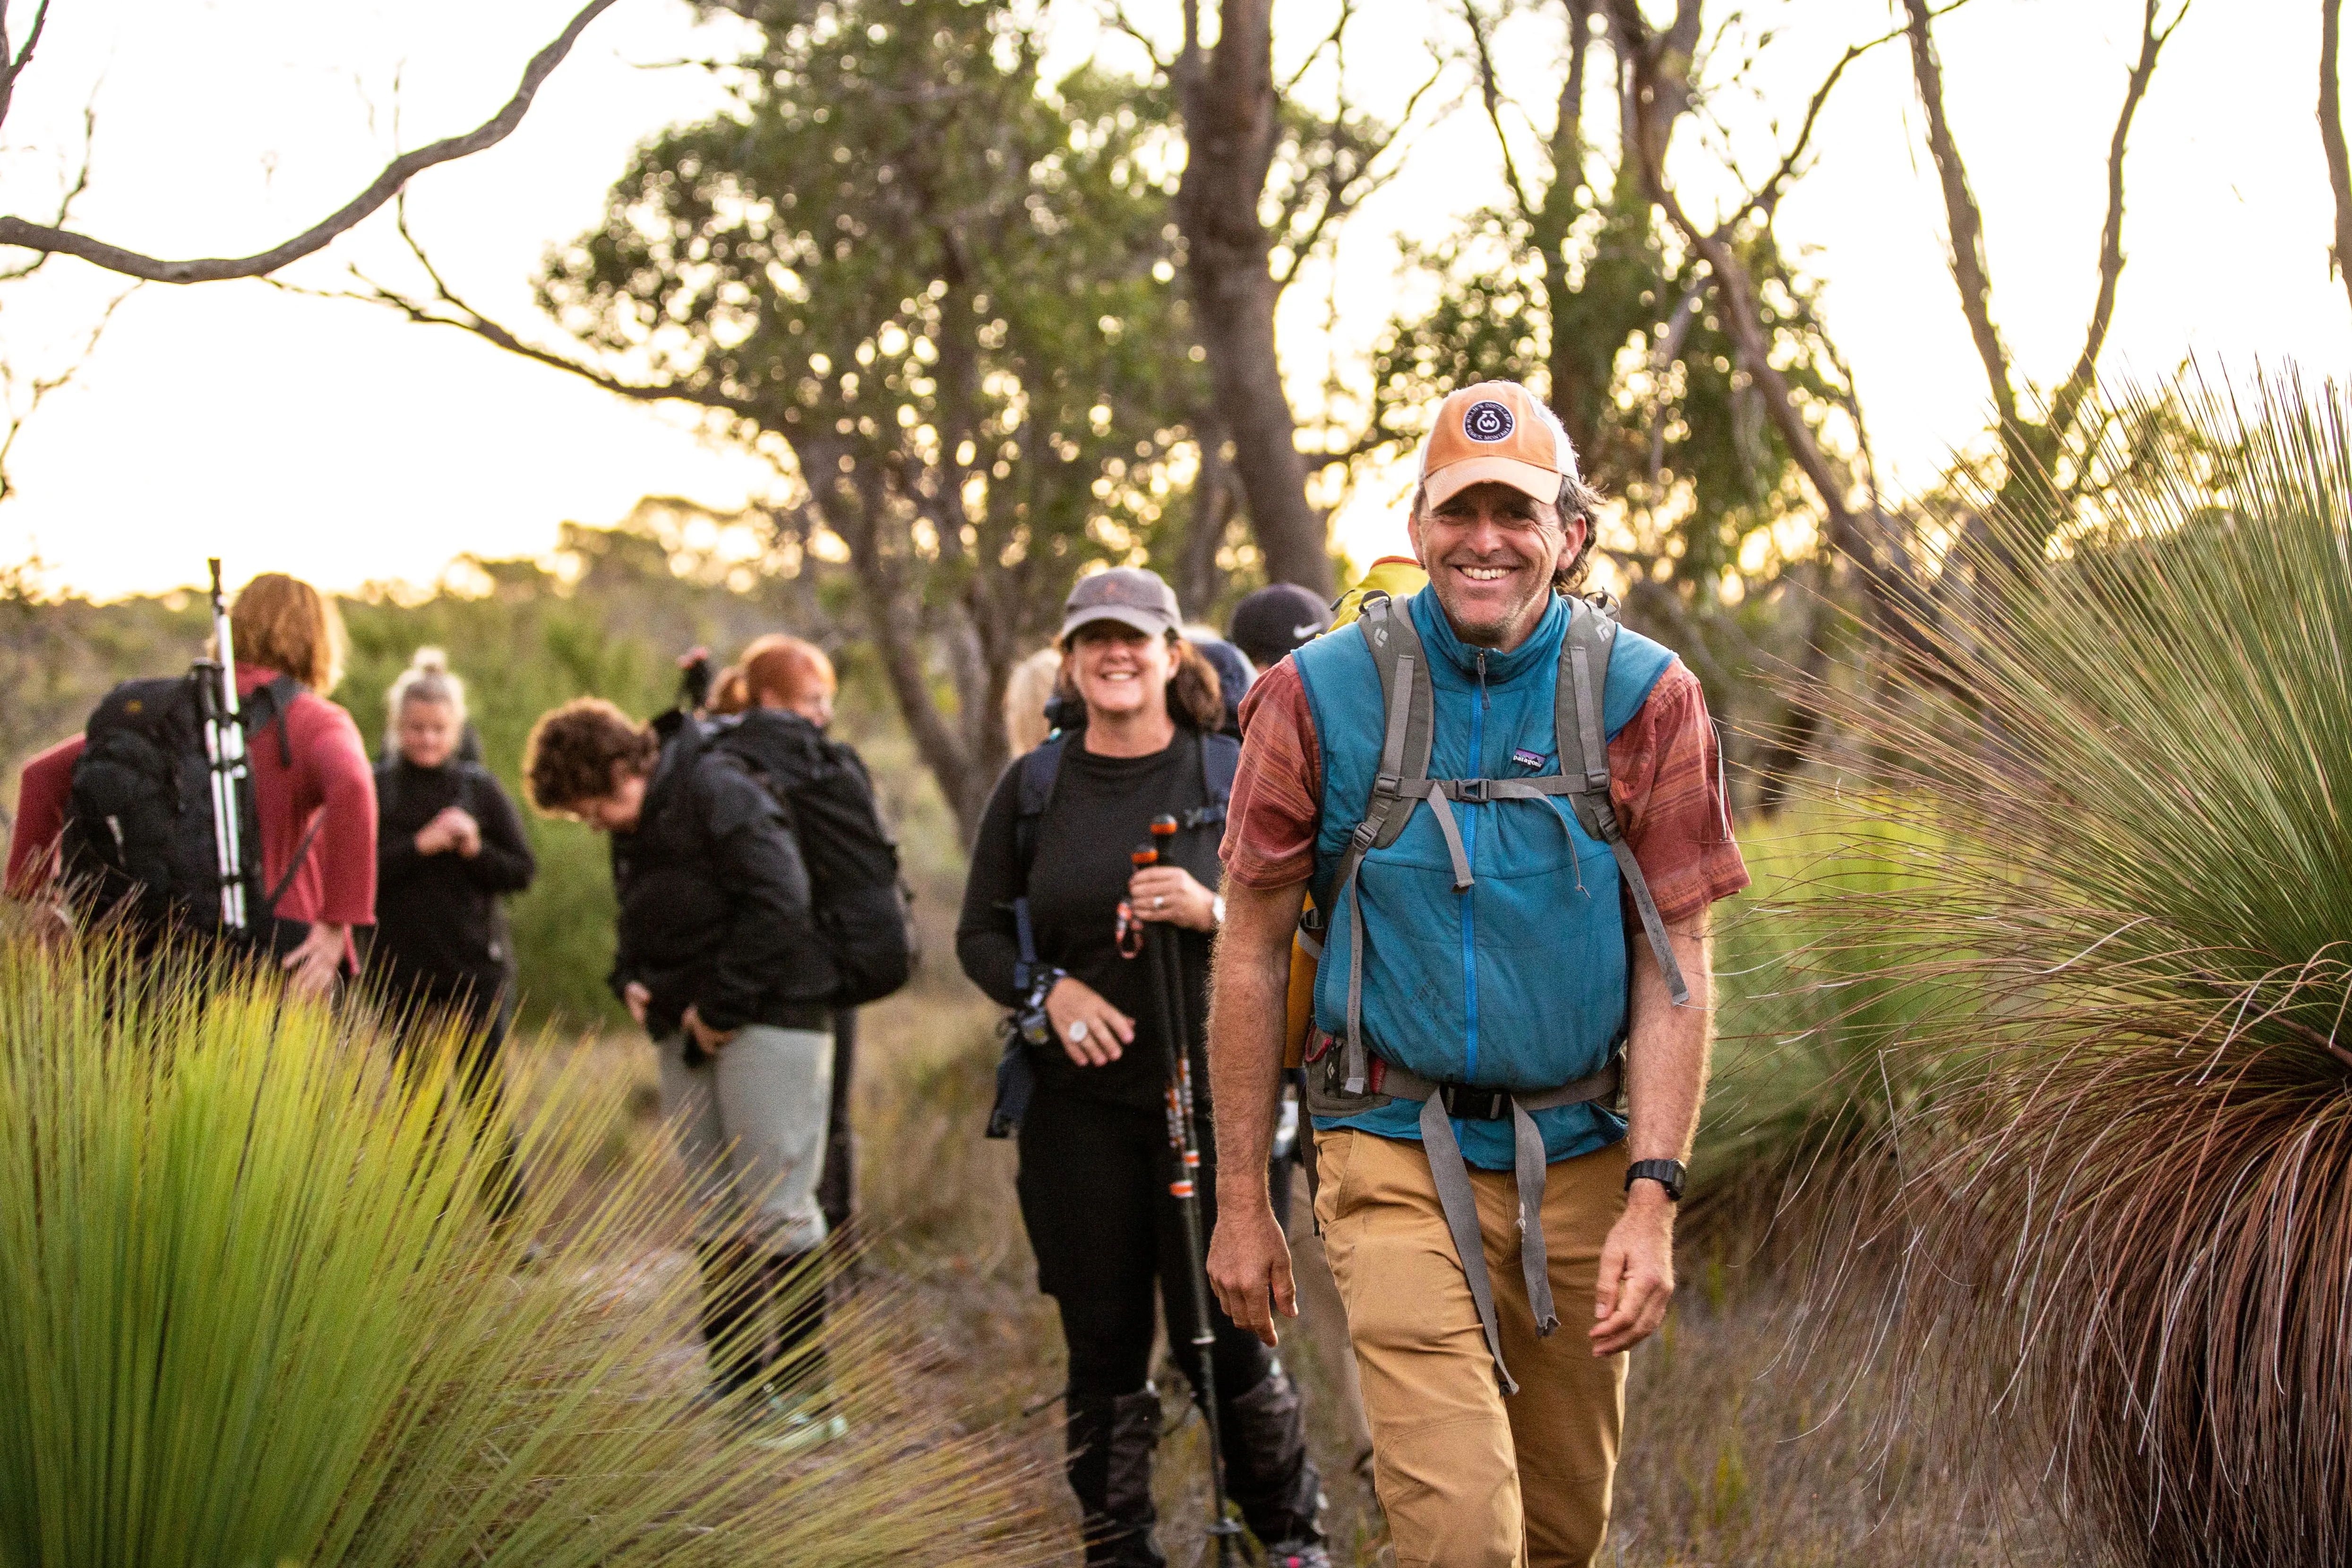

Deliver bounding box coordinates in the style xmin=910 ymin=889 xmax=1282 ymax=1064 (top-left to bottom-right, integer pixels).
xmin=1418 ymin=380 xmax=1580 ymax=510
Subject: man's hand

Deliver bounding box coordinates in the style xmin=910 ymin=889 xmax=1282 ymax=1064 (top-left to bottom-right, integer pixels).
xmin=281 ymin=922 xmax=348 ymax=1001
xmin=622 ymin=982 xmax=651 ymax=1027
xmin=1207 ymin=1195 xmax=1297 ymax=1348
xmin=682 ymin=1004 xmax=738 ymax=1053
xmin=1590 ymin=1184 xmax=1675 ymax=1355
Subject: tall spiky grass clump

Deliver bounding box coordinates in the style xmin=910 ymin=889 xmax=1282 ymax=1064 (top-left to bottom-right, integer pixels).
xmin=0 ymin=934 xmax=1043 ymax=1568
xmin=1799 ymin=371 xmax=2352 ymax=1566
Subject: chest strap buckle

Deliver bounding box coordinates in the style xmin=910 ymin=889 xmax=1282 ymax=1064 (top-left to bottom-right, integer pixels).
xmin=1436 ymin=1082 xmax=1511 ymax=1121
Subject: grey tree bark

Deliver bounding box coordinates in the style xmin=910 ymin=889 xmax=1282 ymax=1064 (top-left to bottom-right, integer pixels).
xmin=1172 ymin=0 xmax=1333 ymax=597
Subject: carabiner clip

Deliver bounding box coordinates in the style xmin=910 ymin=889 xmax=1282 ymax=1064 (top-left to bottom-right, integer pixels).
xmin=1115 ymin=900 xmax=1145 ymax=960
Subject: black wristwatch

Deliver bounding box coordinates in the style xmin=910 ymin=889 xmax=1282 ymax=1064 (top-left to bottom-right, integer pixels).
xmin=1625 ymin=1158 xmax=1687 ymax=1203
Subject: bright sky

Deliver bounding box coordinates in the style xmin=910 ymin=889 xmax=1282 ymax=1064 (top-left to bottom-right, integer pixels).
xmin=2 ymin=0 xmax=2343 ymax=600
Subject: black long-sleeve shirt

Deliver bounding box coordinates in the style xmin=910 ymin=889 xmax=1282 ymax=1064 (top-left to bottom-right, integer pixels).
xmin=372 ymin=757 xmax=535 ymax=1008
xmin=609 ymin=727 xmax=834 ymax=1037
xmin=957 ymin=728 xmax=1224 ymax=1110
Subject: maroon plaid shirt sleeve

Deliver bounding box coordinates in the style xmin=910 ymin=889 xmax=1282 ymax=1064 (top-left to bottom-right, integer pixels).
xmin=1613 ymin=660 xmax=1749 ymax=923
xmin=1219 ymin=651 xmax=1750 ymax=917
xmin=1221 ymin=660 xmax=1323 ymax=890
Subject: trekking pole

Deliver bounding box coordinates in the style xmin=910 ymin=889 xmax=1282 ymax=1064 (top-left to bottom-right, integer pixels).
xmin=1127 ymin=815 xmax=1246 ymax=1566
xmin=200 ymin=558 xmax=251 ymax=934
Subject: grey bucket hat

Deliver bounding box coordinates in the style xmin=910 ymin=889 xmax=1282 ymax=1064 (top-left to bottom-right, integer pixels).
xmin=1058 ymin=566 xmax=1182 ymax=644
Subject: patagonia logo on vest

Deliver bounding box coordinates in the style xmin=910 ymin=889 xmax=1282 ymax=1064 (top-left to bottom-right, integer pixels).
xmin=1511 ymin=747 xmax=1545 ymax=770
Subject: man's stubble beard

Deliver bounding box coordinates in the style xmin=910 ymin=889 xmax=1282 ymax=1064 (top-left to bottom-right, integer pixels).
xmin=1429 ymin=566 xmax=1553 ymax=650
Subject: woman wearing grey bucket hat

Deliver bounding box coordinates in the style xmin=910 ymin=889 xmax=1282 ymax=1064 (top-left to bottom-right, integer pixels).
xmin=957 ymin=567 xmax=1328 ymax=1567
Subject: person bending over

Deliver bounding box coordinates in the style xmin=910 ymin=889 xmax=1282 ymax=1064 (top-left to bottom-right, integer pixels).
xmin=372 ymin=648 xmax=537 ymax=1222
xmin=956 ymin=567 xmax=1328 ymax=1568
xmin=523 ymin=696 xmax=842 ymax=1449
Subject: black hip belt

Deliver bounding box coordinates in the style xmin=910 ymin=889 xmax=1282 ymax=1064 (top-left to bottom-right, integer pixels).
xmin=1301 ymin=1027 xmax=1621 ymax=1120
xmin=1301 ymin=1027 xmax=1623 ymax=1398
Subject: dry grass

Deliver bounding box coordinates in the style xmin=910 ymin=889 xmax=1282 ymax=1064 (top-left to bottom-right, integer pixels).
xmin=511 ymin=980 xmax=2067 ymax=1567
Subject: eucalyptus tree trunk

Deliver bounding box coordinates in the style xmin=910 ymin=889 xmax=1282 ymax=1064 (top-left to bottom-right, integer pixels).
xmin=1173 ymin=0 xmax=1333 ymax=597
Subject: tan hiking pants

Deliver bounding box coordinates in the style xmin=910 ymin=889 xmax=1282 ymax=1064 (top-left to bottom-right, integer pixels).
xmin=1315 ymin=1127 xmax=1630 ymax=1568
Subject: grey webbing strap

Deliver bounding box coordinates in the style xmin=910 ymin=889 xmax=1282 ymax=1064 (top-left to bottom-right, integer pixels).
xmin=1379 ymin=651 xmax=1417 ymax=781
xmin=1343 ymin=874 xmax=1369 ymax=1095
xmin=1511 ymin=1100 xmax=1559 ymax=1337
xmin=1561 ymin=600 xmax=1691 ymax=1006
xmin=1419 ymin=1093 xmax=1518 ymax=1395
xmin=1422 ymin=787 xmax=1473 ymax=891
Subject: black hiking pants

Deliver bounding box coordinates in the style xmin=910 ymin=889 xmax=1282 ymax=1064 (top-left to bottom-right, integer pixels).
xmin=1017 ymin=1086 xmax=1322 ymax=1559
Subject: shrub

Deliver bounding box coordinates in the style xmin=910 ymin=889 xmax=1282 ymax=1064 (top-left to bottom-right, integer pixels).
xmin=1796 ymin=371 xmax=2352 ymax=1564
xmin=0 ymin=934 xmax=1043 ymax=1568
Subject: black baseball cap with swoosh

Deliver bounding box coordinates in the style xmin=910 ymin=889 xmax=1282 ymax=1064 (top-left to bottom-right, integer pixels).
xmin=1228 ymin=582 xmax=1332 ymax=669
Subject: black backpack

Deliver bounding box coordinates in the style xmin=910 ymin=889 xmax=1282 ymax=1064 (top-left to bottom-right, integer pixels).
xmin=60 ymin=670 xmax=308 ymax=940
xmin=704 ymin=709 xmax=918 ymax=1007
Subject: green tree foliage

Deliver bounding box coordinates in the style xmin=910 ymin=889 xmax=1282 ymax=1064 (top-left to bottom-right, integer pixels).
xmin=1370 ymin=5 xmax=1855 ymax=793
xmin=532 ymin=0 xmax=1202 ymax=832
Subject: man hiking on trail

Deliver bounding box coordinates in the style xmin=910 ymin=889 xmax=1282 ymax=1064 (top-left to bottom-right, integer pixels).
xmin=1203 ymin=380 xmax=1749 ymax=1567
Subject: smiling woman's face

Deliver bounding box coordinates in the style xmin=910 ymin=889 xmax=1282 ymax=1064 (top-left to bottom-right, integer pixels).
xmin=1067 ymin=623 xmax=1174 ymax=725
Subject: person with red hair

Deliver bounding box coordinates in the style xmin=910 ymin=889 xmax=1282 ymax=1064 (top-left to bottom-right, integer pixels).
xmin=708 ymin=634 xmax=889 ymax=1243
xmin=6 ymin=572 xmax=377 ymax=996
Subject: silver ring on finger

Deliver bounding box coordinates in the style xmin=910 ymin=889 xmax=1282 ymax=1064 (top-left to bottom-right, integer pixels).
xmin=1067 ymin=1018 xmax=1090 ymax=1043
xmin=1154 ymin=895 xmax=1167 ymax=909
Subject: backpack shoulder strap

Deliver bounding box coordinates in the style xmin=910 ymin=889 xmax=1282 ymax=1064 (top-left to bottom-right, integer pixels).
xmin=1555 ymin=595 xmax=1689 ymax=1005
xmin=1183 ymin=731 xmax=1241 ymax=831
xmin=1007 ymin=735 xmax=1067 ymax=993
xmin=1322 ymin=591 xmax=1441 ymax=1094
xmin=245 ymin=674 xmax=302 ymax=768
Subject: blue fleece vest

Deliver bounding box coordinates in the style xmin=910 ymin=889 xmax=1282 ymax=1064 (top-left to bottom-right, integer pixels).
xmin=1293 ymin=586 xmax=1676 ymax=1169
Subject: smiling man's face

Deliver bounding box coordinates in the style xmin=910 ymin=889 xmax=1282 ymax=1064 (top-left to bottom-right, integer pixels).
xmin=1410 ymin=480 xmax=1586 ymax=651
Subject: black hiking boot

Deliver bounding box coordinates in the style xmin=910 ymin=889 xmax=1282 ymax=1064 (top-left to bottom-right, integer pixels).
xmin=1065 ymin=1387 xmax=1166 ymax=1567
xmin=694 ymin=1239 xmax=768 ymax=1400
xmin=1262 ymin=1543 xmax=1332 ymax=1568
xmin=1215 ymin=1366 xmax=1327 ymax=1555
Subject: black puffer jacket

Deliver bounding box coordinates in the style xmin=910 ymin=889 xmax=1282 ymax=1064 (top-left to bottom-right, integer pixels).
xmin=608 ymin=724 xmax=836 ymax=1037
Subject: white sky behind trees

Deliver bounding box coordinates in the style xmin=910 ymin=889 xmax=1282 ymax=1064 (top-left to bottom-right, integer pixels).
xmin=2 ymin=0 xmax=2345 ymax=600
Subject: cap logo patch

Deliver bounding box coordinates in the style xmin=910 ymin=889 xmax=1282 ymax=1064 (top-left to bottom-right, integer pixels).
xmin=1463 ymin=399 xmax=1515 ymax=443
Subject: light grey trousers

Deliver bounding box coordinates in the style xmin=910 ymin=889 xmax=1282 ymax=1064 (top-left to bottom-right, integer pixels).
xmin=656 ymin=1024 xmax=833 ymax=1254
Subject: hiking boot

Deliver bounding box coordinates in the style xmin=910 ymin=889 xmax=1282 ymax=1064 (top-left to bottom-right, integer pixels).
xmin=1216 ymin=1367 xmax=1326 ymax=1551
xmin=1065 ymin=1387 xmax=1165 ymax=1567
xmin=744 ymin=1393 xmax=849 ymax=1455
xmin=1263 ymin=1542 xmax=1331 ymax=1568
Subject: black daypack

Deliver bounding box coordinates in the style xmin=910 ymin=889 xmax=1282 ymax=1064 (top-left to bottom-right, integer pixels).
xmin=704 ymin=709 xmax=918 ymax=1007
xmin=60 ymin=670 xmax=306 ymax=939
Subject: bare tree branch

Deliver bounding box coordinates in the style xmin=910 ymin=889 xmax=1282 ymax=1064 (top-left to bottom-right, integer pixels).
xmin=1465 ymin=0 xmax=1538 ymax=223
xmin=0 ymin=282 xmax=134 ymax=504
xmin=280 ymin=198 xmax=762 ymax=428
xmin=0 ymin=0 xmax=54 ymax=131
xmin=1607 ymin=0 xmax=1885 ymax=577
xmin=0 ymin=0 xmax=621 ymax=283
xmin=1902 ymin=0 xmax=2017 ymax=428
xmin=2326 ymin=0 xmax=2352 ymax=318
xmin=1709 ymin=7 xmax=1972 ymax=240
xmin=1270 ymin=63 xmax=1439 ymax=291
xmin=0 ymin=98 xmax=93 ymax=284
xmin=2050 ymin=0 xmax=2190 ymax=437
